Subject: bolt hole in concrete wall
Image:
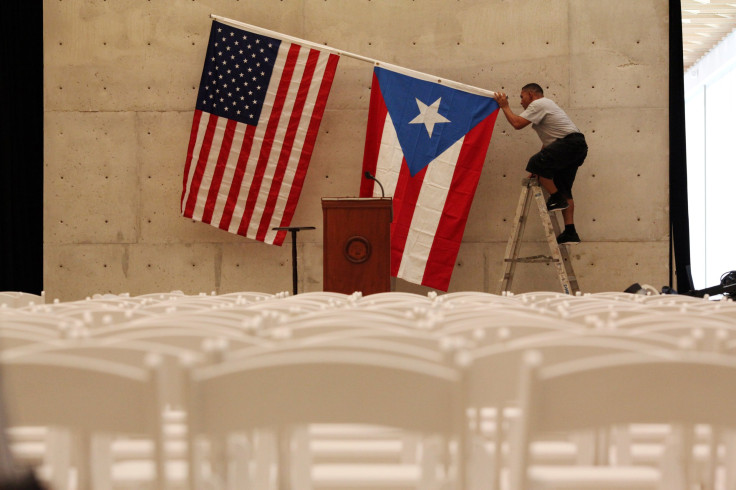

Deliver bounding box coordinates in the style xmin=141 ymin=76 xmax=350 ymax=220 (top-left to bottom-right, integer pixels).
xmin=43 ymin=0 xmax=670 ymax=301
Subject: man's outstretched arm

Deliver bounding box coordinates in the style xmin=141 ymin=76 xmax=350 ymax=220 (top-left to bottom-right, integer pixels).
xmin=494 ymin=92 xmax=531 ymax=130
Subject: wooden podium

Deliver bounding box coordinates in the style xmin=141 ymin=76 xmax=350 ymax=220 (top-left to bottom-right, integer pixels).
xmin=322 ymin=197 xmax=392 ymax=295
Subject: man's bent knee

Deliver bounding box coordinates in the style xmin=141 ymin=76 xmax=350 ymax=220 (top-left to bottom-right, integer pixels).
xmin=526 ymin=153 xmax=553 ymax=179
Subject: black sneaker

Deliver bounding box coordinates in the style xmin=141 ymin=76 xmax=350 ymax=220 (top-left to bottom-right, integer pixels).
xmin=546 ymin=194 xmax=569 ymax=211
xmin=557 ymin=229 xmax=581 ymax=245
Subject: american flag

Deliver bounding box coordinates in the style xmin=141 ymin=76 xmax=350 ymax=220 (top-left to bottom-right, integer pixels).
xmin=181 ymin=20 xmax=339 ymax=245
xmin=361 ymin=67 xmax=499 ymax=291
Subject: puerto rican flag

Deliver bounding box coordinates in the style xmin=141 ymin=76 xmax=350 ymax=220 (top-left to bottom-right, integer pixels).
xmin=360 ymin=67 xmax=499 ymax=291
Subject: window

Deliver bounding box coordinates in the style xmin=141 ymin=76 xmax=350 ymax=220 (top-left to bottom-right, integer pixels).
xmin=684 ymin=30 xmax=736 ymax=290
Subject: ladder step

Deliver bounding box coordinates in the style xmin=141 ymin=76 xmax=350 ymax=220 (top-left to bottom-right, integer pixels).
xmin=505 ymin=254 xmax=557 ymax=264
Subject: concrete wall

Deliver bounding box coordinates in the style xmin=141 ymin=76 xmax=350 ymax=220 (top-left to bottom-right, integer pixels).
xmin=43 ymin=0 xmax=670 ymax=301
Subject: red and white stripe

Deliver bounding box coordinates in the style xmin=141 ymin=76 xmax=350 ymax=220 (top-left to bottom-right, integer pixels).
xmin=181 ymin=42 xmax=338 ymax=245
xmin=361 ymin=72 xmax=498 ymax=290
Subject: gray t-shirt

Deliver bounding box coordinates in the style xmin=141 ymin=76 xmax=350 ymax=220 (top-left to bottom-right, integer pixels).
xmin=520 ymin=97 xmax=580 ymax=147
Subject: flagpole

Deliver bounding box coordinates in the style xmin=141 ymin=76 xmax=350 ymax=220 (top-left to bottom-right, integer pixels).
xmin=210 ymin=14 xmax=497 ymax=98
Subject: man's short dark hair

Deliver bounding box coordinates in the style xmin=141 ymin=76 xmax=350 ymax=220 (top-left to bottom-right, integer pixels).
xmin=522 ymin=83 xmax=544 ymax=96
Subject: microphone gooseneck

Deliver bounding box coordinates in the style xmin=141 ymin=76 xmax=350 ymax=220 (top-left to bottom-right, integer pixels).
xmin=363 ymin=171 xmax=392 ymax=222
xmin=364 ymin=171 xmax=385 ymax=198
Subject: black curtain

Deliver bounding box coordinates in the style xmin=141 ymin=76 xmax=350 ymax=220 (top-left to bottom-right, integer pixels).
xmin=0 ymin=4 xmax=44 ymax=294
xmin=669 ymin=0 xmax=692 ymax=293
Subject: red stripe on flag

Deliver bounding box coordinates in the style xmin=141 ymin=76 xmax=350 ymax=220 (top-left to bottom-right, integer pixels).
xmin=237 ymin=43 xmax=301 ymax=236
xmin=181 ymin=109 xmax=203 ymax=212
xmin=184 ymin=112 xmax=219 ymax=218
xmin=360 ymin=72 xmax=387 ymax=198
xmin=255 ymin=48 xmax=320 ymax=242
xmin=389 ymin=163 xmax=427 ymax=277
xmin=273 ymin=52 xmax=340 ymax=246
xmin=219 ymin=123 xmax=257 ymax=231
xmin=421 ymin=110 xmax=500 ymax=290
xmin=202 ymin=118 xmax=237 ymax=224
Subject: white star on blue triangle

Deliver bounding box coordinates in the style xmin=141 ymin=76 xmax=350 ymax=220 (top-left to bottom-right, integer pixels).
xmin=375 ymin=67 xmax=499 ymax=176
xmin=410 ymin=97 xmax=450 ymax=137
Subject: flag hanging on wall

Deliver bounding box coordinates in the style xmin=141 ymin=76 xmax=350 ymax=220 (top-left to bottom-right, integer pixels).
xmin=181 ymin=20 xmax=339 ymax=245
xmin=360 ymin=66 xmax=500 ymax=291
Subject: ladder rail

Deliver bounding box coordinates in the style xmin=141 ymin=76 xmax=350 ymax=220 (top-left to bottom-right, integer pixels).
xmin=547 ymin=206 xmax=580 ymax=293
xmin=499 ymin=179 xmax=535 ymax=293
xmin=531 ymin=183 xmax=576 ymax=295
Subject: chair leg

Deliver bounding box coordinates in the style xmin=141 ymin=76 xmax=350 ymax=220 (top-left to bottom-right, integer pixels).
xmin=253 ymin=429 xmax=276 ymax=490
xmin=493 ymin=407 xmax=504 ymax=490
xmin=276 ymin=427 xmax=292 ymax=490
xmin=572 ymin=430 xmax=596 ymax=465
xmin=660 ymin=425 xmax=692 ymax=490
xmin=723 ymin=431 xmax=736 ymax=490
xmin=71 ymin=431 xmax=91 ymax=490
xmin=419 ymin=435 xmax=442 ymax=490
xmin=401 ymin=432 xmax=419 ymax=464
xmin=47 ymin=428 xmax=72 ymax=490
xmin=227 ymin=433 xmax=252 ymax=490
xmin=210 ymin=433 xmax=227 ymax=489
xmin=290 ymin=425 xmax=312 ymax=490
xmin=699 ymin=427 xmax=718 ymax=490
xmin=612 ymin=424 xmax=633 ymax=466
xmin=467 ymin=433 xmax=493 ymax=490
xmin=187 ymin=435 xmax=205 ymax=490
xmin=90 ymin=433 xmax=113 ymax=489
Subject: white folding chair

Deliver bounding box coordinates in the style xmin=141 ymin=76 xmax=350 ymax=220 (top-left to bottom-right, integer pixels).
xmin=510 ymin=350 xmax=736 ymax=490
xmin=1 ymin=349 xmax=167 ymax=489
xmin=0 ymin=292 xmax=44 ymax=308
xmin=464 ymin=330 xmax=682 ymax=490
xmin=186 ymin=339 xmax=465 ymax=490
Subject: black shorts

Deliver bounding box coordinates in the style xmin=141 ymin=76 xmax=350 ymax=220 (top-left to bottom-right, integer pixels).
xmin=526 ymin=132 xmax=588 ymax=199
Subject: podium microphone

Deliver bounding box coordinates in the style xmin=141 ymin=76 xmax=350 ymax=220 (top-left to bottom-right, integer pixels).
xmin=364 ymin=171 xmax=392 ymax=222
xmin=364 ymin=171 xmax=385 ymax=198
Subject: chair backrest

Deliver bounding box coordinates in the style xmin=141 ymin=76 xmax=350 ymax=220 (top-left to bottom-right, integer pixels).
xmin=189 ymin=346 xmax=462 ymax=434
xmin=529 ymin=351 xmax=736 ymax=430
xmin=466 ymin=332 xmax=680 ymax=408
xmin=1 ymin=351 xmax=160 ymax=434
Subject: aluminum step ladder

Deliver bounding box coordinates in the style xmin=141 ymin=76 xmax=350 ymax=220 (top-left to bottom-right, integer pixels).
xmin=498 ymin=177 xmax=580 ymax=295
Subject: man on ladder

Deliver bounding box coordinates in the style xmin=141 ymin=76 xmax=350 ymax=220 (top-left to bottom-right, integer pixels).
xmin=494 ymin=83 xmax=588 ymax=244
